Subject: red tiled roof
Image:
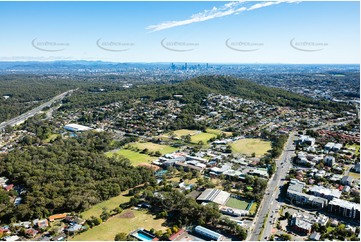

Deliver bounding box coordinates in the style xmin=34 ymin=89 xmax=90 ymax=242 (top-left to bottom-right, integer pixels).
xmin=5 ymin=184 xmax=14 ymax=191
xmin=169 ymin=229 xmax=185 ymax=241
xmin=25 ymin=228 xmax=38 ymax=236
xmin=38 ymin=219 xmax=49 ymax=228
xmin=0 ymin=228 xmax=10 ymax=233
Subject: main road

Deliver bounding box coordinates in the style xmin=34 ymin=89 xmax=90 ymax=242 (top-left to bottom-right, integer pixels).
xmin=0 ymin=89 xmax=75 ymax=132
xmin=248 ymin=132 xmax=296 ymax=241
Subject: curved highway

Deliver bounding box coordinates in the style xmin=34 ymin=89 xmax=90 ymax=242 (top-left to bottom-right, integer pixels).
xmin=0 ymin=89 xmax=74 ymax=132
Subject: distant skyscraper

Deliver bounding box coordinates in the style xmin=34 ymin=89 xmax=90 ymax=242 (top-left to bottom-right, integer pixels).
xmin=170 ymin=62 xmax=176 ymax=70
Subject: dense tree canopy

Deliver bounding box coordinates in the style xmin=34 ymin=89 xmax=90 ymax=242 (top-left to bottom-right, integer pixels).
xmin=0 ymin=75 xmax=80 ymax=122
xmin=0 ymin=131 xmax=154 ymax=222
xmin=63 ymin=75 xmax=351 ymax=113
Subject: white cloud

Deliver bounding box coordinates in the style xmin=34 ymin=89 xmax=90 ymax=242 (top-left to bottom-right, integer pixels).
xmin=247 ymin=1 xmax=282 ymax=11
xmin=146 ymin=1 xmax=297 ymax=32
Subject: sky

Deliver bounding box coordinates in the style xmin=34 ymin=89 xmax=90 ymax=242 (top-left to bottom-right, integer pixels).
xmin=0 ymin=1 xmax=359 ymax=64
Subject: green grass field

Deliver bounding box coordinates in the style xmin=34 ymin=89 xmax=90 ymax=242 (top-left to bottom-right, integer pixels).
xmin=105 ymin=149 xmax=157 ymax=166
xmin=231 ymin=138 xmax=271 ymax=157
xmin=249 ymin=202 xmax=258 ymax=215
xmin=206 ymin=128 xmax=233 ymax=137
xmin=225 ymin=197 xmax=250 ymax=210
xmin=131 ymin=142 xmax=177 ymax=155
xmin=71 ymin=210 xmax=166 ymax=241
xmin=191 ymin=132 xmax=217 ymax=144
xmin=81 ymin=191 xmax=131 ymax=220
xmin=169 ymin=129 xmax=227 ymax=144
xmin=43 ymin=134 xmax=59 ymax=143
xmin=171 ymin=129 xmax=198 ymax=137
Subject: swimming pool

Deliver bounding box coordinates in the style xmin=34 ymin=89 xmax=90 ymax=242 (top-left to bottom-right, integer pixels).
xmin=133 ymin=231 xmax=154 ymax=241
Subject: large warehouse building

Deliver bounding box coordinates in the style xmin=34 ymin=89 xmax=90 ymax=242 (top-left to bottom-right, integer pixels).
xmin=196 ymin=189 xmax=230 ymax=205
xmin=64 ymin=123 xmax=92 ymax=132
xmin=194 ymin=226 xmax=223 ymax=241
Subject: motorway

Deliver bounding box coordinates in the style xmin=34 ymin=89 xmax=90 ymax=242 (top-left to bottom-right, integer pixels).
xmin=248 ymin=132 xmax=296 ymax=241
xmin=0 ymin=89 xmax=74 ymax=132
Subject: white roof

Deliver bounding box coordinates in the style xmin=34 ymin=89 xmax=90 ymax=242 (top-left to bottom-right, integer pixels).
xmin=4 ymin=236 xmax=20 ymax=241
xmin=310 ymin=185 xmax=341 ymax=199
xmin=294 ymin=218 xmax=313 ymax=230
xmin=197 ymin=189 xmax=230 ymax=205
xmin=64 ymin=123 xmax=92 ymax=132
xmin=329 ymin=198 xmax=360 ymax=211
xmin=325 ymin=142 xmax=335 ymax=147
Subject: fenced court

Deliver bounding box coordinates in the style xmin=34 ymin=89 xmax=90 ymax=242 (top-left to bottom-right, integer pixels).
xmin=226 ymin=197 xmax=251 ymax=210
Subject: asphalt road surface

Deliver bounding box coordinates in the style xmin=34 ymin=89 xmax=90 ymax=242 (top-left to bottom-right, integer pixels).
xmin=0 ymin=89 xmax=74 ymax=132
xmin=248 ymin=132 xmax=296 ymax=241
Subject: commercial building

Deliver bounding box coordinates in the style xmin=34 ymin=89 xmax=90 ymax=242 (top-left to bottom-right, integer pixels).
xmin=325 ymin=142 xmax=335 ymax=152
xmin=287 ymin=179 xmax=305 ymax=195
xmin=219 ymin=206 xmax=249 ymax=216
xmin=64 ymin=123 xmax=92 ymax=132
xmin=353 ymin=163 xmax=360 ymax=173
xmin=296 ymin=152 xmax=309 ymax=165
xmin=292 ymin=212 xmax=329 ymax=226
xmin=340 ymin=176 xmax=354 ymax=186
xmin=324 ymin=156 xmax=335 ymax=167
xmin=298 ymin=135 xmax=315 ymax=146
xmin=328 ymin=198 xmax=360 ymax=219
xmin=309 ymin=232 xmax=321 ymax=241
xmin=194 ymin=226 xmax=223 ymax=241
xmin=332 ymin=143 xmax=343 ymax=152
xmin=48 ymin=213 xmax=67 ymax=222
xmin=185 ymin=155 xmax=208 ymax=163
xmin=324 ymin=142 xmax=343 ymax=152
xmin=309 ymin=185 xmax=341 ymax=200
xmin=196 ymin=189 xmax=230 ymax=205
xmin=209 ymin=163 xmax=232 ymax=176
xmin=290 ymin=217 xmax=313 ymax=235
xmin=161 ymin=157 xmax=185 ymax=168
xmin=287 ymin=179 xmax=328 ymax=208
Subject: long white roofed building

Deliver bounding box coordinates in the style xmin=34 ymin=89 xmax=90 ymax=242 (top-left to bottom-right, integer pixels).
xmin=196 ymin=189 xmax=230 ymax=205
